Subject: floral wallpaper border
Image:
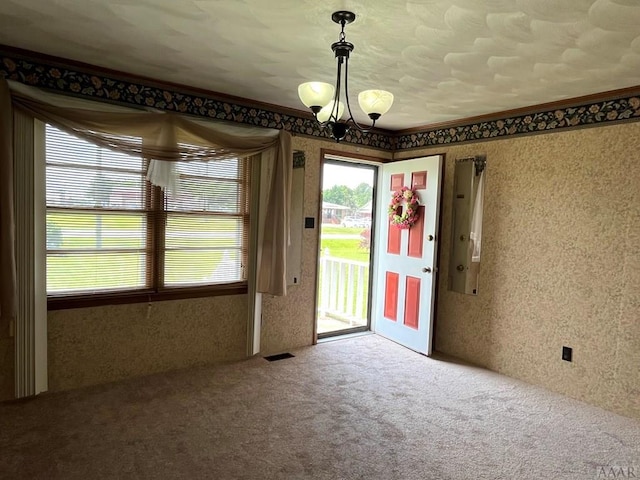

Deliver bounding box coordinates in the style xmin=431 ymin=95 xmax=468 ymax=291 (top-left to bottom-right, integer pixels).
xmin=1 ymin=49 xmax=639 ymax=152
xmin=396 ymin=95 xmax=640 ymax=149
xmin=0 ymin=51 xmax=394 ymax=150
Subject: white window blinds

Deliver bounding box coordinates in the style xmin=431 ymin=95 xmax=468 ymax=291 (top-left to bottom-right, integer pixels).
xmin=164 ymin=159 xmax=250 ymax=287
xmin=46 ymin=125 xmax=148 ymax=295
xmin=45 ymin=125 xmax=249 ymax=296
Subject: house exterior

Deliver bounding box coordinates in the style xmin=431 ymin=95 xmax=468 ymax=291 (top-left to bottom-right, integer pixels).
xmin=321 ymin=201 xmax=350 ymax=224
xmin=0 ymin=45 xmax=638 ymax=420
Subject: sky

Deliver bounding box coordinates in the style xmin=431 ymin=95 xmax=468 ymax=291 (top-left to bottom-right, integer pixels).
xmin=323 ymin=163 xmax=374 ymax=190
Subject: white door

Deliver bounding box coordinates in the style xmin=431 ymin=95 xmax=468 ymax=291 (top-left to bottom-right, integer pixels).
xmin=372 ymin=155 xmax=443 ymax=355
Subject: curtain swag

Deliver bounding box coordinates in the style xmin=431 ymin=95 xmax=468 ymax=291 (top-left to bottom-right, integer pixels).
xmin=0 ymin=77 xmax=292 ymax=329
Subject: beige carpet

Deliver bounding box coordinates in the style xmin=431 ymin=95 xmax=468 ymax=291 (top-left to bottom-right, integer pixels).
xmin=1 ymin=334 xmax=638 ymax=479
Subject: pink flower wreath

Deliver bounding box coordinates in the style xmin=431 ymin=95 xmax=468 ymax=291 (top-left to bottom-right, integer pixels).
xmin=388 ymin=186 xmax=420 ymax=229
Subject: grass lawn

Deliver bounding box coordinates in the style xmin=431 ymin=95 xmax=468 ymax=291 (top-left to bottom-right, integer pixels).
xmin=46 ymin=211 xmax=240 ymax=292
xmin=47 ymin=250 xmax=230 ymax=293
xmin=46 ymin=213 xmax=370 ymax=298
xmin=320 ymin=225 xmax=371 ymax=263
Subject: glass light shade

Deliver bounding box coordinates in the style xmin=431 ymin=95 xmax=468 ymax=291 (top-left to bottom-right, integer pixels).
xmin=316 ymin=101 xmax=345 ymax=123
xmin=298 ymin=82 xmax=335 ymax=109
xmin=357 ymin=89 xmax=394 ymax=116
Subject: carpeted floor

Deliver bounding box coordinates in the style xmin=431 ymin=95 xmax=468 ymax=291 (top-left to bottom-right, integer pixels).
xmin=0 ymin=334 xmax=638 ymax=479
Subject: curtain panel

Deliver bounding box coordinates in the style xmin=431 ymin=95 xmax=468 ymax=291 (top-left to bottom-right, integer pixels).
xmin=0 ymin=77 xmax=292 ymax=330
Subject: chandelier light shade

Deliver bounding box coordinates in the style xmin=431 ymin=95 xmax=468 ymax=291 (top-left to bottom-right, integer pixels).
xmin=298 ymin=11 xmax=394 ymax=142
xmin=297 ymin=82 xmax=335 ymax=110
xmin=357 ymin=90 xmax=394 ymax=117
xmin=317 ymin=101 xmax=345 ymax=123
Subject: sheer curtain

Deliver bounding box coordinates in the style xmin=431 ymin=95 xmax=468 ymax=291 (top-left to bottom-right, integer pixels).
xmin=0 ymin=77 xmax=292 ymax=332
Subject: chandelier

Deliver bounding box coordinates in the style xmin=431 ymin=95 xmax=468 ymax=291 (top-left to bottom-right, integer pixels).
xmin=297 ymin=11 xmax=394 ymax=142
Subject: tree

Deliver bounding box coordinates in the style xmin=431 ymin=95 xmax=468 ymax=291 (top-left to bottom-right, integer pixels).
xmin=323 ymin=185 xmax=357 ymax=210
xmin=353 ymin=183 xmax=373 ymax=208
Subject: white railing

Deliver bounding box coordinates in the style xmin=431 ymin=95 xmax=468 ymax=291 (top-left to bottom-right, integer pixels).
xmin=318 ymin=255 xmax=369 ymax=326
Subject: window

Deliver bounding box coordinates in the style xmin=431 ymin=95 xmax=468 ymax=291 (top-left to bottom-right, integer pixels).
xmin=164 ymin=158 xmax=249 ymax=287
xmin=45 ymin=125 xmax=249 ymax=307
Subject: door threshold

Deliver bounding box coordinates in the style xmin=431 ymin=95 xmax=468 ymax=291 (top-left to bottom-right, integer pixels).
xmin=318 ymin=330 xmax=373 ymax=344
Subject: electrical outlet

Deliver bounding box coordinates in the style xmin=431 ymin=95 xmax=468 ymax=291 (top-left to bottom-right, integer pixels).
xmin=562 ymin=346 xmax=572 ymax=362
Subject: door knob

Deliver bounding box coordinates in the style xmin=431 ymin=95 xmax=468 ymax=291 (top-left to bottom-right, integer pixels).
xmin=456 ymin=264 xmax=465 ymax=272
xmin=422 ymin=267 xmax=432 ymax=273
xmin=427 ymin=234 xmax=434 ymax=241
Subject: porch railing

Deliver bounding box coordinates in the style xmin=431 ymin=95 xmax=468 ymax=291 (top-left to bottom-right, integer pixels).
xmin=318 ymin=255 xmax=369 ymax=327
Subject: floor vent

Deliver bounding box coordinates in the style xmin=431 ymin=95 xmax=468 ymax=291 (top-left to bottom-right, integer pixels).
xmin=264 ymin=353 xmax=295 ymax=362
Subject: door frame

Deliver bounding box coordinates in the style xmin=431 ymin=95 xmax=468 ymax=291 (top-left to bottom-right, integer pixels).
xmin=313 ymin=149 xmax=387 ymax=344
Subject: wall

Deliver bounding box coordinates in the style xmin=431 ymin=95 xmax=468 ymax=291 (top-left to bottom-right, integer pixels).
xmin=4 ymin=121 xmax=638 ymax=420
xmin=47 ymin=295 xmax=248 ymax=391
xmin=0 ymin=133 xmax=384 ymax=398
xmin=262 ymin=122 xmax=640 ymax=420
xmin=396 ymin=121 xmax=640 ymax=419
xmin=1 ymin=47 xmax=637 ymax=412
xmin=40 ymin=137 xmax=385 ymax=393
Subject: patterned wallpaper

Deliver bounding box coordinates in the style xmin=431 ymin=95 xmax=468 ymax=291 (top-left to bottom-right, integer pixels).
xmin=47 ymin=295 xmax=249 ymax=392
xmin=1 ymin=47 xmax=639 ymax=152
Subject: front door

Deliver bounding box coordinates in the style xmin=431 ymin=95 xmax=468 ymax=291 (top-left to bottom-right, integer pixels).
xmin=372 ymin=156 xmax=443 ymax=355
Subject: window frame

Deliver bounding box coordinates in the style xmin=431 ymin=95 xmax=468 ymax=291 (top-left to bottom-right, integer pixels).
xmin=46 ymin=129 xmax=250 ymax=311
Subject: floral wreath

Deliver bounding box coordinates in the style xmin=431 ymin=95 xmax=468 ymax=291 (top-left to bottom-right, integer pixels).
xmin=388 ymin=186 xmax=420 ymax=229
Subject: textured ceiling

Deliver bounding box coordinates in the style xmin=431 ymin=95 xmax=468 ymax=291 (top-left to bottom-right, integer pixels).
xmin=1 ymin=0 xmax=639 ymax=130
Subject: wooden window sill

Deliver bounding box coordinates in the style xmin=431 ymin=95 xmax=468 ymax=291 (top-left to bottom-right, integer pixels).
xmin=47 ymin=283 xmax=248 ymax=310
